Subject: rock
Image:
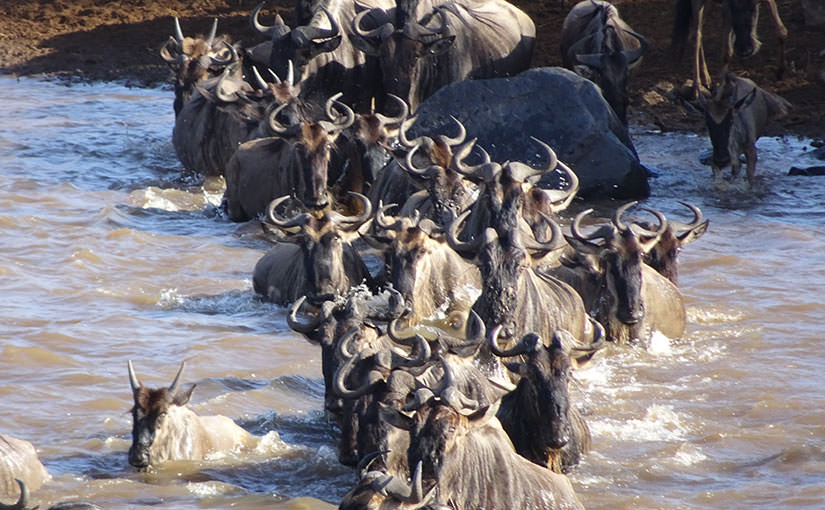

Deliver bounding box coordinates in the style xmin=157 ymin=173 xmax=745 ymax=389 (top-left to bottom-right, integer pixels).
xmin=788 ymin=166 xmax=825 ymax=176
xmin=801 ymin=0 xmax=825 ymax=27
xmin=408 ymin=67 xmax=649 ymax=199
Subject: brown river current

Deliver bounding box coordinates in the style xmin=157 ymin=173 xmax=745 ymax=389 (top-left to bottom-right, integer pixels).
xmin=1 ymin=76 xmax=824 ymax=509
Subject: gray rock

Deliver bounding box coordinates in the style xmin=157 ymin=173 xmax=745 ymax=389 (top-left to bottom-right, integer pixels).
xmin=408 ymin=67 xmax=649 ymax=199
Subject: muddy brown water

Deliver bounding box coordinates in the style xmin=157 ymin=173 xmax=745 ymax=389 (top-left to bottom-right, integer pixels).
xmin=1 ymin=75 xmax=823 ymax=509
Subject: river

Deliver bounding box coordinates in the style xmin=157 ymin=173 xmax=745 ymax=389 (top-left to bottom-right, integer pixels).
xmin=1 ymin=75 xmax=823 ymax=509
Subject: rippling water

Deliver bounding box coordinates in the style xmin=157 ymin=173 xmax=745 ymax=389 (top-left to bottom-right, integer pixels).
xmin=1 ymin=75 xmax=823 ymax=509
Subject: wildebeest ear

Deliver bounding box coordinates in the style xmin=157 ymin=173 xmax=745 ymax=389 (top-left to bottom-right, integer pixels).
xmin=734 ymin=87 xmax=757 ymax=110
xmin=378 ymin=402 xmax=414 ymax=430
xmin=424 ymin=36 xmax=455 ymax=56
xmin=172 ymin=383 xmax=196 ymax=406
xmin=678 ymin=220 xmax=709 ymax=244
xmin=465 ymin=400 xmax=500 ymax=425
xmin=351 ymin=33 xmax=381 ymax=56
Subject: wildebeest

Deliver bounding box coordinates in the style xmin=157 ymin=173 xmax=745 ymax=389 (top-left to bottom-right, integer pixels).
xmin=489 ymin=327 xmax=593 ymax=473
xmin=127 ymin=361 xmax=255 ymax=469
xmin=249 ymin=0 xmax=393 ymax=111
xmin=172 ymin=57 xmax=269 ymax=179
xmin=446 ymin=157 xmax=602 ymax=368
xmin=223 ymin=91 xmax=356 ymax=220
xmin=552 ymin=203 xmax=686 ymax=344
xmin=350 ymin=0 xmax=536 ymax=111
xmin=560 ymin=0 xmax=648 ymax=125
xmin=642 ymin=202 xmax=709 ymax=285
xmin=254 ymin=194 xmax=373 ymax=304
xmin=671 ymin=0 xmax=788 ymax=91
xmin=699 ymin=73 xmax=790 ymax=185
xmin=160 ymin=18 xmax=236 ymax=116
xmin=364 ymin=203 xmax=481 ymax=324
xmin=1 ymin=434 xmax=50 ymax=504
xmin=341 ymin=358 xmax=586 ymax=509
xmin=367 ymin=112 xmax=473 ymax=224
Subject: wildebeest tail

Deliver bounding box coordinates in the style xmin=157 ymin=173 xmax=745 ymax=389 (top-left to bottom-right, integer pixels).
xmin=670 ymin=0 xmax=693 ymax=60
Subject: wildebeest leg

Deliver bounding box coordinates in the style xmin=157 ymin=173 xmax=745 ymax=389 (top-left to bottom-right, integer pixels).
xmin=744 ymin=144 xmax=758 ymax=185
xmin=763 ymin=0 xmax=788 ymax=79
xmin=693 ymin=0 xmax=712 ymax=91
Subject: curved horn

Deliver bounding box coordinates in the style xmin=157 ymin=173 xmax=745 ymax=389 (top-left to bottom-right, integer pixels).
xmin=621 ymin=29 xmax=649 ymax=66
xmin=437 ymin=115 xmax=466 ymax=147
xmin=128 ymin=360 xmax=141 ymax=392
xmin=382 ymin=460 xmax=424 ymax=502
xmin=0 ymin=479 xmax=28 ymax=510
xmin=446 ymin=208 xmax=482 ymax=256
xmin=404 ymin=141 xmax=442 ymax=178
xmin=450 ymin=138 xmax=499 ymax=183
xmin=206 ymin=18 xmax=218 ymax=46
xmin=351 ymin=8 xmax=394 ymax=41
xmin=529 ymin=136 xmax=558 ymax=174
xmin=322 ymin=92 xmax=355 ymax=131
xmin=214 ymin=64 xmax=241 ymax=103
xmin=169 ymin=361 xmax=185 ymax=395
xmin=398 ymin=115 xmax=427 ymax=148
xmin=675 ymin=201 xmax=703 ymax=230
xmin=327 ymin=192 xmax=373 ymax=230
xmin=612 ymin=201 xmax=637 ymax=231
xmin=287 ymin=296 xmax=322 ymax=334
xmin=173 ymin=17 xmax=184 ymax=43
xmin=571 ymin=316 xmax=607 ymax=354
xmin=439 ymin=356 xmax=479 ymax=414
xmin=548 ymin=160 xmax=579 ymax=211
xmin=374 ymin=201 xmax=403 ymax=231
xmin=636 ymin=207 xmax=669 ymax=237
xmin=387 ymin=313 xmax=416 ymax=346
xmin=266 ymin=195 xmax=313 ymax=230
xmin=374 ymin=94 xmax=408 ymax=127
xmin=251 ymin=66 xmax=269 ymax=90
xmin=266 ymin=102 xmax=301 ymax=136
xmin=210 ymin=41 xmax=238 ymax=66
xmin=393 ymin=334 xmax=432 ymax=367
xmin=489 ymin=325 xmax=536 ymax=358
xmin=293 ymin=6 xmax=340 ymax=44
xmin=333 ymin=352 xmax=385 ymax=400
xmin=524 ymin=211 xmax=567 ymax=254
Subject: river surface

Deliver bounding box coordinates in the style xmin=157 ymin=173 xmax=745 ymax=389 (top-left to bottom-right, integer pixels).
xmin=0 ymin=75 xmax=823 ymax=509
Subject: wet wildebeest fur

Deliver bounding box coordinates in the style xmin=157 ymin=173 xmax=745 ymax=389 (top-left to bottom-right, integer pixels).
xmin=699 ymin=73 xmax=790 ymax=185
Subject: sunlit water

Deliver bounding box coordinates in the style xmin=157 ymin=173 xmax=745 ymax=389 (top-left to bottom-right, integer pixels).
xmin=1 ymin=75 xmax=823 ymax=509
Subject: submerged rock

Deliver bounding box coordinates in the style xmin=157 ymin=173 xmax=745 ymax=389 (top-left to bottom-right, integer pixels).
xmin=408 ymin=67 xmax=649 ymax=199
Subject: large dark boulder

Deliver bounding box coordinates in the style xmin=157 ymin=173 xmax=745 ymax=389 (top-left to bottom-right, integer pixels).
xmin=408 ymin=67 xmax=649 ymax=199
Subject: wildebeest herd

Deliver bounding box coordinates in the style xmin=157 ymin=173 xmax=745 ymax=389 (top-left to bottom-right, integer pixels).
xmin=2 ymin=0 xmax=795 ymax=508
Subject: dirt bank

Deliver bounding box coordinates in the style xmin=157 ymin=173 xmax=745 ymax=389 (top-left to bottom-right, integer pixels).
xmin=1 ymin=0 xmax=823 ymax=138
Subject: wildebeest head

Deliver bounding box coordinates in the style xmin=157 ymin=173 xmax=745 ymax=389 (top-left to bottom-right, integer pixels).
xmin=265 ymin=193 xmax=371 ymax=300
xmin=641 ymin=202 xmax=708 ymax=285
xmin=265 ymin=92 xmax=356 ymax=209
xmin=570 ymin=25 xmax=648 ymax=124
xmin=127 ymin=361 xmax=194 ymax=469
xmin=363 ymin=204 xmax=442 ymax=313
xmin=352 ymin=7 xmax=454 ymax=110
xmin=700 ymin=74 xmax=758 ymax=169
xmin=724 ymin=0 xmax=762 ymax=58
xmin=567 ymin=203 xmax=666 ymax=335
xmin=160 ymin=18 xmax=237 ymax=116
xmin=490 ymin=327 xmax=573 ymax=453
xmin=251 ymin=3 xmax=343 ymax=79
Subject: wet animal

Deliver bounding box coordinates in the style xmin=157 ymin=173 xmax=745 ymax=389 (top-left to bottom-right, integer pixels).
xmin=127 ymin=361 xmax=255 ymax=469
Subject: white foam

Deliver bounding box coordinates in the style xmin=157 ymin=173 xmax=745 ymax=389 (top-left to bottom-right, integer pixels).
xmin=590 ymin=404 xmax=689 ymax=442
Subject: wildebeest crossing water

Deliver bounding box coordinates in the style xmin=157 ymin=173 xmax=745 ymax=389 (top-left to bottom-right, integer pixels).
xmin=1 ymin=75 xmax=825 ymax=509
